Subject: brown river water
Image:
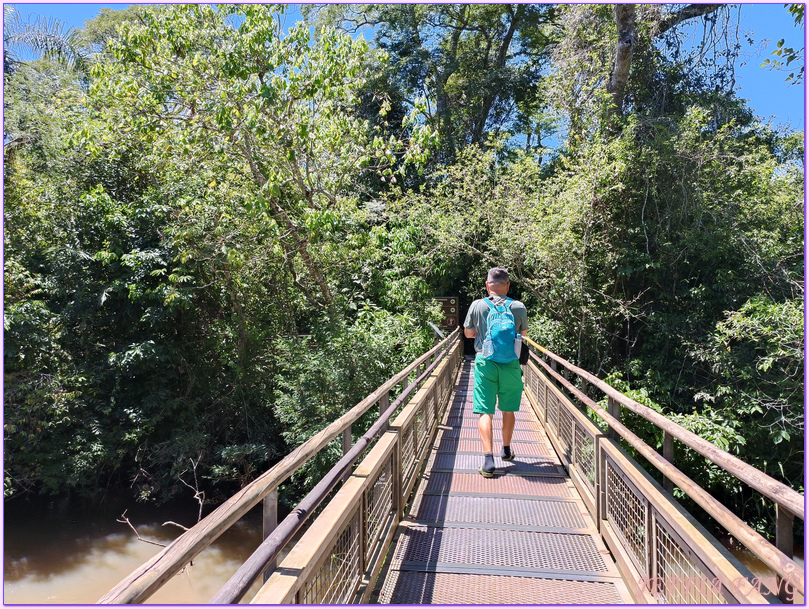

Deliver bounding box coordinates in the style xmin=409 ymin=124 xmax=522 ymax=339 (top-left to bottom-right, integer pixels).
xmin=4 ymin=497 xmax=268 ymax=604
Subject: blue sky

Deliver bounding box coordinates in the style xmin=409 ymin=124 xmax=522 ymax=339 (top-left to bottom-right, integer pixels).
xmin=10 ymin=2 xmax=806 ymax=131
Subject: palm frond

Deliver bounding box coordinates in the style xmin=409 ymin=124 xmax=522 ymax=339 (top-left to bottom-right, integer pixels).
xmin=4 ymin=7 xmax=88 ymax=73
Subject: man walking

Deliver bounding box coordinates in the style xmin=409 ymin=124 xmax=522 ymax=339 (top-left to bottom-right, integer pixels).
xmin=463 ymin=267 xmax=528 ymax=478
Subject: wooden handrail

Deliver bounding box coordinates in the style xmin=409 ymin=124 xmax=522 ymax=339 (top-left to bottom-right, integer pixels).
xmin=250 ymin=339 xmax=461 ymax=604
xmin=526 ymin=355 xmax=804 ymax=597
xmin=525 ymin=337 xmax=804 ymax=521
xmin=98 ymin=328 xmax=461 ymax=604
xmin=211 ymin=333 xmax=460 ymax=604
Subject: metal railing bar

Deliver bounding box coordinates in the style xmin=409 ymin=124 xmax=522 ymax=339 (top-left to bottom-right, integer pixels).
xmin=97 ymin=328 xmax=460 ymax=605
xmin=211 ymin=333 xmax=461 ymax=604
xmin=526 ymin=351 xmax=805 ymax=597
xmin=526 ymin=338 xmax=804 ymax=520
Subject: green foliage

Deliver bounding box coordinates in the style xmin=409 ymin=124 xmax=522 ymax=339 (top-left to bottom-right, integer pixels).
xmin=4 ymin=4 xmax=440 ymax=506
xmin=273 ymin=306 xmax=435 ymax=492
xmin=691 ymin=295 xmax=804 ymax=486
xmin=310 ymin=4 xmax=560 ymax=161
xmin=3 ymin=4 xmax=89 ymax=75
xmin=761 ymin=4 xmax=805 ymax=85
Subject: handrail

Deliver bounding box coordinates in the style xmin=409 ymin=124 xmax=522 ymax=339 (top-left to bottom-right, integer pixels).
xmin=212 ymin=332 xmax=461 ymax=603
xmin=524 ymin=338 xmax=804 ymax=597
xmin=98 ymin=328 xmax=461 ymax=604
xmin=525 ymin=338 xmax=804 ymax=520
xmin=250 ymin=335 xmax=463 ymax=604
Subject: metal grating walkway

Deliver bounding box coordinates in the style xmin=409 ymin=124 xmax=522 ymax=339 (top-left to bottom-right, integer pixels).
xmin=376 ymin=359 xmax=634 ymax=604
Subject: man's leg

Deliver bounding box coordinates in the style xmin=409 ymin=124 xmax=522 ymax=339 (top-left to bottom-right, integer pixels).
xmin=478 ymin=414 xmax=494 ymax=453
xmin=501 ymin=411 xmax=515 ymax=447
xmin=498 ymin=359 xmax=524 ymax=461
xmin=473 ymin=356 xmax=498 ymax=477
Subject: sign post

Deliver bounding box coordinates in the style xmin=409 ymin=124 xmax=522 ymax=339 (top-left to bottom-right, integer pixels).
xmin=433 ymin=297 xmax=459 ymax=330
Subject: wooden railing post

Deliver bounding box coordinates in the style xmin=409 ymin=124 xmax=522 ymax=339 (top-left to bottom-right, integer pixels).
xmin=662 ymin=432 xmax=674 ymax=494
xmin=776 ymin=505 xmax=795 ymax=603
xmin=379 ymin=393 xmax=390 ymax=431
xmin=262 ymin=489 xmax=278 ymax=582
xmin=607 ymin=397 xmax=620 ymax=441
xmin=434 ymin=369 xmax=441 ymax=422
xmin=596 ymin=438 xmax=607 ymax=532
xmin=360 ymin=491 xmax=368 ymax=573
xmin=342 ymin=426 xmax=352 ymax=483
xmin=394 ymin=432 xmax=403 ymax=519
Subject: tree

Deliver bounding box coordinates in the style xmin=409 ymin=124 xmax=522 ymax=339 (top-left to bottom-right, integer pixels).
xmin=548 ymin=4 xmax=731 ymax=138
xmin=607 ymin=4 xmax=723 ymax=119
xmin=91 ymin=4 xmax=433 ymax=311
xmin=3 ymin=4 xmax=88 ymax=76
xmin=5 ymin=4 xmax=440 ymax=503
xmin=306 ymin=4 xmax=560 ymax=162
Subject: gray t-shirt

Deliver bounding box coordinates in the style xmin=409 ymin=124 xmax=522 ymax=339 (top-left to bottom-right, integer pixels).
xmin=464 ymin=296 xmax=528 ymax=354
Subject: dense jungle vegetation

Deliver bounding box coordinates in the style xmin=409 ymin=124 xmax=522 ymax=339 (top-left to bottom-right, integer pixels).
xmin=4 ymin=4 xmax=804 ymax=538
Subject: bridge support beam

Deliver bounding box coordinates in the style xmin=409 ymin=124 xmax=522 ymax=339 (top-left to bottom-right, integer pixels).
xmin=262 ymin=489 xmax=278 ymax=582
xmin=342 ymin=427 xmax=353 ymax=483
xmin=776 ymin=505 xmax=795 ymax=603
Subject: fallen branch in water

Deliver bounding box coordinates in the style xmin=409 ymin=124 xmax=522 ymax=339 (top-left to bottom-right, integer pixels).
xmin=117 ymin=511 xmax=194 ymax=568
xmin=117 ymin=510 xmax=166 ymax=548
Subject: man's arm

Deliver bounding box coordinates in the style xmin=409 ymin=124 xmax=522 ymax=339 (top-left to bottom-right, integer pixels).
xmin=463 ymin=300 xmax=479 ymax=339
xmin=516 ymin=303 xmax=528 ymax=336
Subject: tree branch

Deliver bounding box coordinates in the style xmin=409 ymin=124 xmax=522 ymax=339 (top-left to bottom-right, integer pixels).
xmin=656 ymin=4 xmax=723 ymax=37
xmin=117 ymin=510 xmax=167 ymax=548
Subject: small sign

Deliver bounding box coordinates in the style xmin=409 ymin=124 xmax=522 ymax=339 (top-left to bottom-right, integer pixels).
xmin=434 ymin=297 xmax=459 ymax=329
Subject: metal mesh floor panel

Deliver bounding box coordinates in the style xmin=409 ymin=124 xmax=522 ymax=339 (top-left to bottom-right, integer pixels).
xmin=378 ymin=570 xmax=625 ymax=604
xmin=443 ymin=423 xmax=542 ymax=436
xmin=436 ymin=438 xmax=555 ymax=456
xmin=413 ymin=494 xmax=588 ymax=529
xmin=428 ymin=452 xmax=561 ymax=476
xmin=504 ymin=428 xmax=546 ymax=442
xmin=392 ymin=525 xmax=609 ymax=573
xmin=448 ymin=399 xmax=531 ymax=407
xmin=444 ymin=410 xmax=537 ymax=422
xmin=439 ymin=428 xmax=547 ymax=443
xmin=422 ymin=472 xmax=572 ymax=497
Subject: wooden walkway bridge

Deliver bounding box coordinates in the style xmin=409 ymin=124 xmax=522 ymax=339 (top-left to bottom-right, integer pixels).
xmin=370 ymin=365 xmax=633 ymax=604
xmin=99 ymin=329 xmax=804 ymax=605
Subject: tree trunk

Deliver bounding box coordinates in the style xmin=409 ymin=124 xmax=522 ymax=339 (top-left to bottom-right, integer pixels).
xmin=240 ymin=137 xmax=334 ymax=309
xmin=606 ymin=4 xmax=723 ymax=123
xmin=434 ymin=5 xmax=467 ymax=159
xmin=472 ymin=4 xmax=524 ymax=143
xmin=268 ymin=197 xmax=333 ymax=308
xmin=607 ymin=4 xmax=636 ymax=120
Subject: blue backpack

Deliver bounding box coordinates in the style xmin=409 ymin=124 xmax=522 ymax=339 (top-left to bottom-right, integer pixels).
xmin=481 ymin=297 xmax=518 ymax=363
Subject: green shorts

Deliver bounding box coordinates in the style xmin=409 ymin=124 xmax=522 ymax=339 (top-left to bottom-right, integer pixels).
xmin=472 ymin=355 xmax=524 ymax=415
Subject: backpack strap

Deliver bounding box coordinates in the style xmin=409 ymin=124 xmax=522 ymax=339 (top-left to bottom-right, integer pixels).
xmin=484 ymin=296 xmax=512 ymax=311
